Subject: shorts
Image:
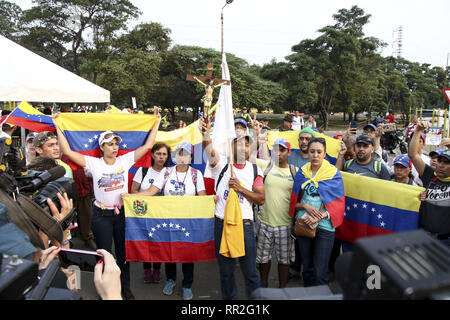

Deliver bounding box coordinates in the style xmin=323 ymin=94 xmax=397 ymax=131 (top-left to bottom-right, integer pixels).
xmin=256 ymin=221 xmax=295 ymax=265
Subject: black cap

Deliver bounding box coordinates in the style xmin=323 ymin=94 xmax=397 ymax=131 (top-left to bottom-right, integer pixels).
xmin=356 ymin=134 xmax=374 ymax=145
xmin=284 ymin=114 xmax=293 ymax=122
xmin=232 ymin=134 xmax=253 ymax=145
xmin=261 ymin=116 xmax=269 ymax=121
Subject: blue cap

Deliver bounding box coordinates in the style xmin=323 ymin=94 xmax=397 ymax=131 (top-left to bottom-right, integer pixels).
xmin=175 ymin=142 xmax=193 ymax=154
xmin=436 ymin=149 xmax=450 ymax=161
xmin=393 ymin=154 xmax=411 ymax=168
xmin=273 ymin=138 xmax=291 ymax=150
xmin=363 ymin=124 xmax=377 ymax=131
xmin=234 ymin=118 xmax=247 ymax=128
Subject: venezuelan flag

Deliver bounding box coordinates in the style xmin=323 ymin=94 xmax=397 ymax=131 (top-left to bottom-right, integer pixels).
xmin=267 ymin=130 xmax=341 ymax=165
xmin=335 ymin=172 xmax=424 ymax=243
xmin=5 ymin=101 xmax=55 ymax=132
xmin=289 ymin=160 xmax=346 ymax=228
xmin=54 ymin=113 xmax=158 ymax=177
xmin=123 ymin=195 xmax=216 ymax=263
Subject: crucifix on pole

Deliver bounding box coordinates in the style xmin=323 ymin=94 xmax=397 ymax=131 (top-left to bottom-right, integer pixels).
xmin=186 ymin=62 xmax=230 ymax=118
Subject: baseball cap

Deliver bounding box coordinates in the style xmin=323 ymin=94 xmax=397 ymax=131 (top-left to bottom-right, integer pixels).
xmin=33 ymin=131 xmax=56 ymax=148
xmin=261 ymin=116 xmax=269 ymax=122
xmin=393 ymin=154 xmax=411 ymax=168
xmin=273 ymin=138 xmax=291 ymax=151
xmin=174 ymin=142 xmax=193 ymax=154
xmin=98 ymin=131 xmax=122 ymax=146
xmin=429 ymin=149 xmax=443 ymax=158
xmin=26 ymin=132 xmax=37 ymax=142
xmin=333 ymin=133 xmax=345 ymax=139
xmin=234 ymin=118 xmax=247 ymax=128
xmin=355 ymin=134 xmax=374 ymax=146
xmin=284 ymin=114 xmax=293 ymax=122
xmin=232 ymin=134 xmax=252 ymax=145
xmin=363 ymin=124 xmax=377 ymax=131
xmin=2 ymin=123 xmax=15 ymax=131
xmin=436 ymin=149 xmax=450 ymax=161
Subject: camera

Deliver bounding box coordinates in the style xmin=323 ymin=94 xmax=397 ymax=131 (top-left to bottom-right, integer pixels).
xmin=0 ymin=136 xmax=78 ymax=247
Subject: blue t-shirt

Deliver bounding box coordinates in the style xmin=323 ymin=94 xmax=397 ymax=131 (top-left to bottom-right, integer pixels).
xmin=288 ymin=151 xmax=310 ymax=170
xmin=296 ymin=175 xmax=334 ymax=232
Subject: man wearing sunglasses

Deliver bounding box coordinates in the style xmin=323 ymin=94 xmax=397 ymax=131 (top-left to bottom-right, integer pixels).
xmin=32 ymin=131 xmax=73 ymax=179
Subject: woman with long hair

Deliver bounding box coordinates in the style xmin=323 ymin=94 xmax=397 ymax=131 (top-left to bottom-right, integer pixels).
xmin=290 ymin=137 xmax=345 ymax=287
xmin=132 ymin=141 xmax=207 ymax=300
xmin=130 ymin=142 xmax=171 ymax=284
xmin=53 ymin=114 xmax=161 ymax=299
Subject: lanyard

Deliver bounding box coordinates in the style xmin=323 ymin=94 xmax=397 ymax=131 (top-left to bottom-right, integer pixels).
xmin=175 ymin=167 xmax=189 ymax=195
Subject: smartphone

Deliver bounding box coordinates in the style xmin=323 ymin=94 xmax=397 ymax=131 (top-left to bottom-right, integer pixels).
xmin=350 ymin=121 xmax=358 ymax=129
xmin=59 ymin=248 xmax=103 ymax=272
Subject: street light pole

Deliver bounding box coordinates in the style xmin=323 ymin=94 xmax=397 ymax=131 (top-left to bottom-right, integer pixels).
xmin=221 ymin=0 xmax=233 ymax=55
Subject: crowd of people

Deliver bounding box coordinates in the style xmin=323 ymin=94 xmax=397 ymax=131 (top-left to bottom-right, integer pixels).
xmin=0 ymin=105 xmax=449 ymax=301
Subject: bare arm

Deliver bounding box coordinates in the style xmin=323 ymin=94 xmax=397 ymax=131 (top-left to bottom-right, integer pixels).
xmin=408 ymin=121 xmax=428 ymax=177
xmin=130 ymin=181 xmax=141 ymax=194
xmin=335 ymin=140 xmax=347 ymax=171
xmin=134 ymin=116 xmax=161 ymax=163
xmin=214 ymin=80 xmax=228 ymax=88
xmin=193 ymin=76 xmax=206 ymax=86
xmin=199 ymin=117 xmax=220 ymax=167
xmin=53 ymin=114 xmax=86 ymax=167
xmin=133 ymin=185 xmax=161 ymax=197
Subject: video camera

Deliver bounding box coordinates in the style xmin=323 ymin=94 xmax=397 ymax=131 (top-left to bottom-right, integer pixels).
xmin=0 ymin=136 xmax=78 ymax=249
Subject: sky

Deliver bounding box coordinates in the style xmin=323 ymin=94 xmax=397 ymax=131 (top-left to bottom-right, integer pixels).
xmin=13 ymin=0 xmax=450 ymax=68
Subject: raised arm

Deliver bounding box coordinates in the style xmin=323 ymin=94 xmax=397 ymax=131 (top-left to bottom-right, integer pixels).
xmin=134 ymin=115 xmax=161 ymax=163
xmin=199 ymin=116 xmax=220 ymax=167
xmin=408 ymin=121 xmax=428 ymax=177
xmin=193 ymin=76 xmax=206 ymax=87
xmin=53 ymin=114 xmax=86 ymax=168
xmin=335 ymin=140 xmax=347 ymax=171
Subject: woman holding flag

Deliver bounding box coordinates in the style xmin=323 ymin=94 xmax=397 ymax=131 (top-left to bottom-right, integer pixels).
xmin=289 ymin=137 xmax=345 ymax=287
xmin=53 ymin=114 xmax=161 ymax=300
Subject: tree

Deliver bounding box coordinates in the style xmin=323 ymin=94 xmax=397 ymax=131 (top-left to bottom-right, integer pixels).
xmin=0 ymin=1 xmax=23 ymax=40
xmin=21 ymin=0 xmax=141 ymax=74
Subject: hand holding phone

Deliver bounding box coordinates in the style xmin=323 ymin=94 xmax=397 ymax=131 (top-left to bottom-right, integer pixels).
xmin=94 ymin=249 xmax=122 ymax=300
xmin=59 ymin=248 xmax=103 ymax=272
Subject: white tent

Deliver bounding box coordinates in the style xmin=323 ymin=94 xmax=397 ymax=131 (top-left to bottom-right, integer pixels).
xmin=0 ymin=35 xmax=110 ymax=103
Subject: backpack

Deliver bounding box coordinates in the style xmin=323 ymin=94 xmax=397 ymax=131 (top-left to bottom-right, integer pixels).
xmin=215 ymin=163 xmax=258 ymax=191
xmin=262 ymin=161 xmax=297 ymax=183
xmin=163 ymin=166 xmax=198 ymax=195
xmin=344 ymin=159 xmax=382 ymax=176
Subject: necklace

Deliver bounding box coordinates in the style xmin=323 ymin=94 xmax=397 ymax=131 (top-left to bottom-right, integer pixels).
xmin=175 ymin=167 xmax=189 ymax=196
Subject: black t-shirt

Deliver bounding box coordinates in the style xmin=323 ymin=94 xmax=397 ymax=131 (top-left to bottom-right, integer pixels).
xmin=419 ymin=165 xmax=450 ymax=234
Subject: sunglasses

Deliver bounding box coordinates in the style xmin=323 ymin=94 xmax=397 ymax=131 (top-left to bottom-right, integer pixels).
xmin=103 ymin=132 xmax=119 ymax=139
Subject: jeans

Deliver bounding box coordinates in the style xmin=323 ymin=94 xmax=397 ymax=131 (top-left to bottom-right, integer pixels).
xmin=143 ymin=262 xmax=161 ymax=270
xmin=214 ymin=219 xmax=261 ymax=300
xmin=165 ymin=263 xmax=194 ymax=288
xmin=91 ymin=205 xmax=130 ymax=289
xmin=297 ymin=228 xmax=335 ymax=287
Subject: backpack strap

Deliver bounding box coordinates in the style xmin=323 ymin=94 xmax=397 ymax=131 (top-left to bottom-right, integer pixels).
xmin=252 ymin=163 xmax=258 ymax=182
xmin=289 ymin=164 xmax=298 ymax=180
xmin=141 ymin=167 xmax=149 ymax=183
xmin=263 ymin=161 xmax=274 ymax=183
xmin=373 ymin=160 xmax=381 ymax=175
xmin=215 ymin=164 xmax=229 ymax=190
xmin=344 ymin=159 xmax=354 ymax=170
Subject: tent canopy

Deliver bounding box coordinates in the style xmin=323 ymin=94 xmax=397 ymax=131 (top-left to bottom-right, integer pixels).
xmin=0 ymin=35 xmax=110 ymax=103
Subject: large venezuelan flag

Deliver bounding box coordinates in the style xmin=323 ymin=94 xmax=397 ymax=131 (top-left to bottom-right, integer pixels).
xmin=335 ymin=172 xmax=424 ymax=243
xmin=123 ymin=195 xmax=216 ymax=263
xmin=54 ymin=113 xmax=158 ymax=173
xmin=5 ymin=101 xmax=55 ymax=132
xmin=267 ymin=130 xmax=341 ymax=165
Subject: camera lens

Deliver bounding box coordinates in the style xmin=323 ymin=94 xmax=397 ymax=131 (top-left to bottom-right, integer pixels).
xmin=32 ymin=177 xmax=78 ymax=212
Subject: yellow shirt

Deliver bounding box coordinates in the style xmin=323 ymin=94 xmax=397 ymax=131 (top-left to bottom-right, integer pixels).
xmin=257 ymin=159 xmax=297 ymax=227
xmin=57 ymin=159 xmax=73 ymax=179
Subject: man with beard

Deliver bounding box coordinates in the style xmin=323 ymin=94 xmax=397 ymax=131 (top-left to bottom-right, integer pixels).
xmin=337 ymin=134 xmax=390 ymax=180
xmin=288 ymin=128 xmax=315 ymax=169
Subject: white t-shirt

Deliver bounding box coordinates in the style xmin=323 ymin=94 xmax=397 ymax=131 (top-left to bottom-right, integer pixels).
xmin=153 ymin=166 xmax=205 ymax=196
xmin=133 ymin=167 xmax=164 ymax=192
xmin=292 ymin=116 xmax=304 ymax=130
xmin=411 ymin=153 xmax=431 ymax=187
xmin=85 ymin=151 xmax=135 ymax=207
xmin=211 ymin=155 xmax=263 ymax=220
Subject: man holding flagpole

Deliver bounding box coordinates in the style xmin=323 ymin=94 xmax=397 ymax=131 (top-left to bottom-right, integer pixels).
xmin=200 ymin=113 xmax=265 ymax=300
